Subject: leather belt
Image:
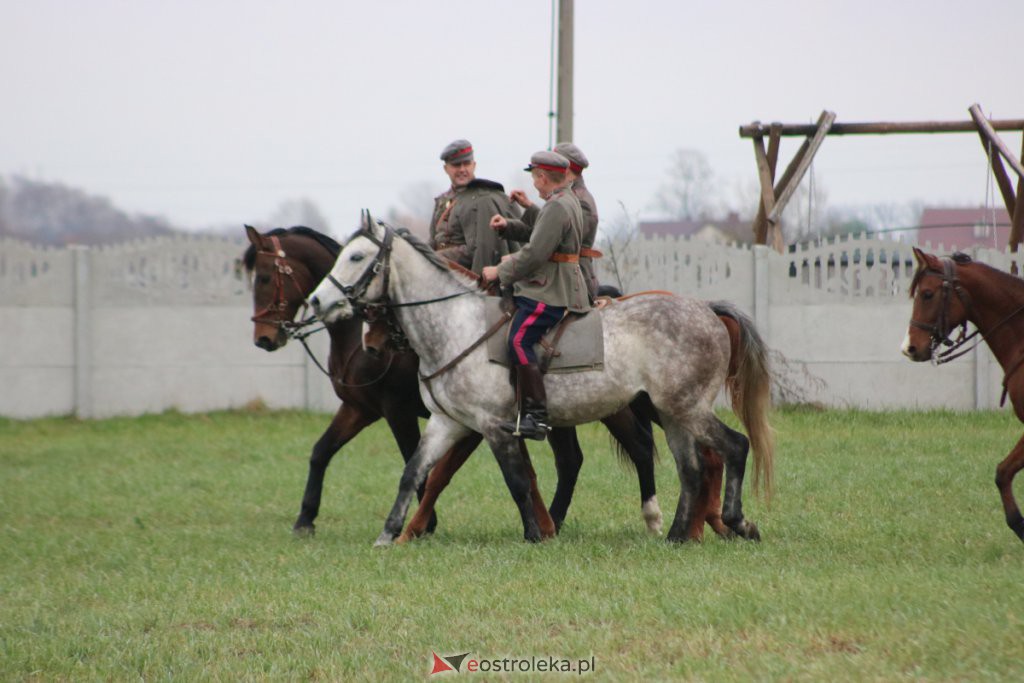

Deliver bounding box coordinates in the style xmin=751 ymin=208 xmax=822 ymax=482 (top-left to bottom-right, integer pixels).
xmin=580 ymin=247 xmax=603 ymax=259
xmin=549 ymin=252 xmax=579 ymax=263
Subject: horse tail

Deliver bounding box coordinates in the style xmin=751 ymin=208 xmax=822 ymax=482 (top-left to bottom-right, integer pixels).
xmin=708 ymin=301 xmax=775 ymax=501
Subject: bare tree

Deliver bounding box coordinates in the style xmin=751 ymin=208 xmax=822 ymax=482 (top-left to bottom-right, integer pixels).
xmin=269 ymin=198 xmax=330 ymax=232
xmin=653 ymin=148 xmax=717 ymax=220
xmin=384 ymin=181 xmax=436 ymax=240
xmin=597 ymin=201 xmax=643 ymax=294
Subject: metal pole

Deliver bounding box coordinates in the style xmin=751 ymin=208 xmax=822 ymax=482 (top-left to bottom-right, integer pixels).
xmin=556 ymin=0 xmax=574 ymax=144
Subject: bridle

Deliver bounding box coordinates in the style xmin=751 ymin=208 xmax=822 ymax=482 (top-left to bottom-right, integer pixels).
xmin=321 ymin=219 xmax=474 ymax=319
xmin=910 ymin=258 xmax=977 ymax=365
xmin=250 ymin=235 xmax=312 ymax=329
xmin=911 ymin=256 xmax=1024 ymax=406
xmin=320 ymin=219 xmax=507 ymax=413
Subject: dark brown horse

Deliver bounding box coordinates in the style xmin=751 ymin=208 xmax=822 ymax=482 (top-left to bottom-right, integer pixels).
xmin=243 ymin=225 xmax=681 ymax=538
xmin=902 ymin=247 xmax=1024 ymax=541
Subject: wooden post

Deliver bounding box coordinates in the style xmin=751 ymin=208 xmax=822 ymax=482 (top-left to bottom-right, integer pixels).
xmin=556 ymin=0 xmax=574 ymax=144
xmin=968 ymin=104 xmax=1024 ymax=179
xmin=751 ymin=123 xmax=781 ymax=245
xmin=748 ymin=111 xmax=834 ymax=251
xmin=1009 ymin=130 xmax=1024 ymax=253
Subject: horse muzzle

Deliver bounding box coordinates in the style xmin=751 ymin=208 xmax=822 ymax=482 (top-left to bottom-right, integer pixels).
xmin=309 ymin=293 xmax=353 ymax=324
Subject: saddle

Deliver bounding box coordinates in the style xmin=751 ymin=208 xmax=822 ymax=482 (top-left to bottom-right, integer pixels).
xmin=484 ymin=297 xmax=605 ymax=373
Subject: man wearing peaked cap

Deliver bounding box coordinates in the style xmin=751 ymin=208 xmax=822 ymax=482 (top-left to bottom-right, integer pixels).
xmin=482 ymin=150 xmax=589 ymax=440
xmin=509 ymin=142 xmax=602 ymax=301
xmin=429 ymin=138 xmax=519 ymax=274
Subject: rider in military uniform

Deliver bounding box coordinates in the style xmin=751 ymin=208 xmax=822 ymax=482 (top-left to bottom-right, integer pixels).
xmin=508 ymin=142 xmax=602 ymax=301
xmin=430 ymin=139 xmax=519 ymax=275
xmin=482 ymin=151 xmax=589 ymax=440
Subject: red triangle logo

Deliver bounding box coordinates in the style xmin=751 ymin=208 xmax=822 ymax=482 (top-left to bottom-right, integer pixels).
xmin=430 ymin=651 xmax=454 ymax=675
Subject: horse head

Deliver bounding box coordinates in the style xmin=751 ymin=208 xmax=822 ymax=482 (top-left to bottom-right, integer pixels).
xmin=902 ymin=247 xmax=974 ymax=362
xmin=243 ymin=224 xmax=333 ymax=351
xmin=309 ymin=212 xmax=393 ymax=325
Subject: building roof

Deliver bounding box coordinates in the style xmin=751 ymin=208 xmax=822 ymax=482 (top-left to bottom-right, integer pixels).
xmin=637 ymin=212 xmax=752 ymax=244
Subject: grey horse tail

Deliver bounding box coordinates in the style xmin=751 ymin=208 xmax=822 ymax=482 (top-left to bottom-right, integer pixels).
xmin=707 ymin=300 xmax=776 ymax=502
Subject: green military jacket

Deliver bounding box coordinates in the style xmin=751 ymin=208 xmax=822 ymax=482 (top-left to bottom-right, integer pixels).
xmin=503 ymin=176 xmax=600 ymax=299
xmin=435 ymin=179 xmax=519 ymax=275
xmin=496 ymin=185 xmax=589 ymax=313
xmin=429 ymin=186 xmax=459 ymax=250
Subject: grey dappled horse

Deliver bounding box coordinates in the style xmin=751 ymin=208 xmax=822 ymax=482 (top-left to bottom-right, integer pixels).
xmin=309 ymin=219 xmax=774 ymax=545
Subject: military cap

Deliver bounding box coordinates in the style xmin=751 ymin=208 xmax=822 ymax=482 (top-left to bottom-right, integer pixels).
xmin=553 ymin=142 xmax=589 ymax=173
xmin=440 ymin=139 xmax=474 ymax=163
xmin=523 ymin=150 xmax=570 ymax=173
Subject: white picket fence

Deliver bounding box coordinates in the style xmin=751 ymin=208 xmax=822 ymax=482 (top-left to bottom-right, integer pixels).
xmin=1 ymin=232 xmax=1017 ymax=418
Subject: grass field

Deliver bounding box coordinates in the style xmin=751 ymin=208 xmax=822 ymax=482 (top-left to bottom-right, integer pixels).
xmin=2 ymin=407 xmax=1022 ymax=681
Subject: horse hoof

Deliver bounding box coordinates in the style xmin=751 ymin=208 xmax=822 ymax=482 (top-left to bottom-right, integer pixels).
xmin=665 ymin=534 xmax=696 ymax=544
xmin=642 ymin=497 xmax=663 ymax=535
xmin=736 ymin=520 xmax=761 ymax=541
xmin=292 ymin=524 xmax=315 ymax=538
xmin=373 ymin=531 xmax=396 ymax=547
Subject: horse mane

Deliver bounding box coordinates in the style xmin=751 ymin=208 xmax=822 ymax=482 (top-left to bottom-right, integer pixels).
xmin=910 ymin=251 xmax=1024 ymax=297
xmin=386 ymin=224 xmax=481 ymax=290
xmin=242 ymin=226 xmax=341 ymax=272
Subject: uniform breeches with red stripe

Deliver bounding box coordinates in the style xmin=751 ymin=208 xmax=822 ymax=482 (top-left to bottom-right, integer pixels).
xmin=507 ymin=296 xmax=566 ymax=366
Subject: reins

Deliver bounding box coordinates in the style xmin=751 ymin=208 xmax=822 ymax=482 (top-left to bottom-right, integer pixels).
xmin=250 ymin=231 xmax=399 ymax=387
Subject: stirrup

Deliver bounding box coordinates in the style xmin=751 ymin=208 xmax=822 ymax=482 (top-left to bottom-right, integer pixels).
xmin=500 ymin=412 xmax=550 ymax=440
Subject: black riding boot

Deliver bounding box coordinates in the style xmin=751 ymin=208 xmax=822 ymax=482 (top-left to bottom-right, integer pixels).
xmin=501 ymin=363 xmax=551 ymax=440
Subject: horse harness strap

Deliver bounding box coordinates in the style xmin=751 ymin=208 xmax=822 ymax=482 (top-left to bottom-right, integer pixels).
xmin=420 ymin=311 xmax=513 ymax=383
xmin=539 ymin=313 xmax=582 ymax=373
xmin=417 ymin=311 xmax=513 ymax=422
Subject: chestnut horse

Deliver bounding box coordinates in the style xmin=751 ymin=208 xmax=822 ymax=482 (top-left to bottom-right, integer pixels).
xmin=902 ymin=247 xmax=1024 ymax=541
xmin=243 ymin=225 xmax=693 ymax=538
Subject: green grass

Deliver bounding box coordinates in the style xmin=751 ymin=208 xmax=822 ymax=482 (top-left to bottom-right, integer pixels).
xmin=2 ymin=408 xmax=1023 ymax=681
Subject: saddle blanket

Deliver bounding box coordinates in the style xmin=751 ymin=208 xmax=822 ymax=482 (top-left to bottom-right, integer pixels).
xmin=484 ymin=297 xmax=604 ymax=373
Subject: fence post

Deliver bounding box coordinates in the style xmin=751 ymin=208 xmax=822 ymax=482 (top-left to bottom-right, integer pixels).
xmin=753 ymin=244 xmax=770 ymax=340
xmin=974 ymin=345 xmax=992 ymax=410
xmin=72 ymin=246 xmax=93 ymax=418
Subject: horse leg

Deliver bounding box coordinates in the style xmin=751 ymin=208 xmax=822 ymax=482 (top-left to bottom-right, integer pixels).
xmin=995 ymin=434 xmax=1024 ymax=541
xmin=519 ymin=440 xmax=557 ymax=538
xmin=398 ymin=433 xmax=483 ymax=543
xmin=383 ymin=410 xmax=435 ymax=531
xmin=663 ymin=422 xmax=707 ymax=543
xmin=700 ymin=446 xmax=733 ymax=539
xmin=691 ymin=413 xmax=760 ymax=541
xmin=547 ymin=427 xmax=583 ymax=533
xmin=484 ymin=430 xmax=544 ymax=543
xmin=600 ymin=409 xmax=662 ymax=535
xmin=294 ymin=403 xmax=376 ymax=535
xmin=375 ymin=416 xmax=473 ymax=547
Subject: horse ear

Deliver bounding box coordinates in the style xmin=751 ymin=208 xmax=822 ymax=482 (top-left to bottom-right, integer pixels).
xmin=912 ymin=247 xmax=933 ymax=270
xmin=244 ymin=224 xmax=262 ymax=247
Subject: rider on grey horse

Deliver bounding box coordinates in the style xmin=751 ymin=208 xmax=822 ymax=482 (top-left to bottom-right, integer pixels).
xmin=483 ymin=150 xmax=591 ymax=440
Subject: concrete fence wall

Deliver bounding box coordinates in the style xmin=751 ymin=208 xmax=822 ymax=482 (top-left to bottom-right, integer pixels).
xmin=1 ymin=233 xmax=1017 ymax=419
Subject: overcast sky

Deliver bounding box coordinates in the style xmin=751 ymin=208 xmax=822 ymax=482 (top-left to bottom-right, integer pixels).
xmin=3 ymin=1 xmax=1022 ymax=238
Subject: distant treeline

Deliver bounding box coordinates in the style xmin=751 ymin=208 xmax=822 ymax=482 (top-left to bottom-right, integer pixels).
xmin=0 ymin=176 xmax=178 ymax=246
